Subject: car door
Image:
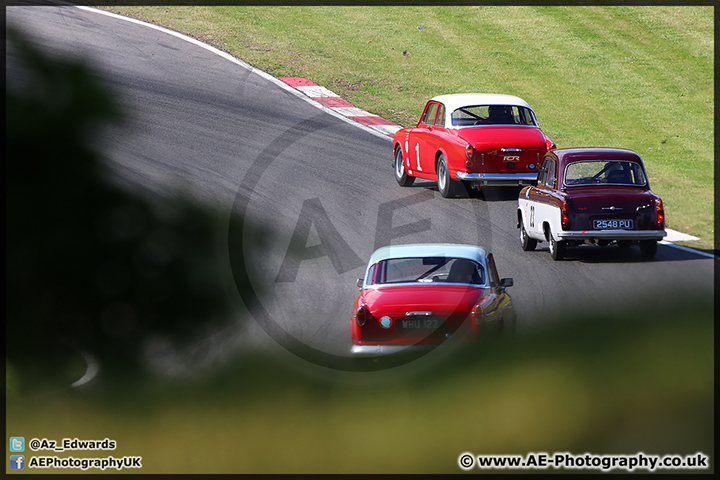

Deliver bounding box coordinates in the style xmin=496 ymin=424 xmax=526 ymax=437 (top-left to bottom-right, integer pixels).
xmin=410 ymin=102 xmax=440 ymax=176
xmin=422 ymin=103 xmax=447 ymax=176
xmin=524 ymin=156 xmax=558 ymax=238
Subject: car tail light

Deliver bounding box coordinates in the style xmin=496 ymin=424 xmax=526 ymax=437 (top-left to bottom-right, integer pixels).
xmin=356 ymin=306 xmax=366 ymax=327
xmin=465 ymin=143 xmax=474 ymax=160
xmin=561 ymin=201 xmax=570 ymax=230
xmin=472 ymin=304 xmax=485 ymax=325
xmin=656 ymin=200 xmax=665 ymax=228
xmin=546 ymin=136 xmax=556 ymax=151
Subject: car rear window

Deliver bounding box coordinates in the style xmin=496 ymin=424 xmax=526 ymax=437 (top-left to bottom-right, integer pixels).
xmin=366 ymin=257 xmax=485 ymax=285
xmin=450 ymin=105 xmax=538 ymax=127
xmin=564 ymin=160 xmax=647 ymax=187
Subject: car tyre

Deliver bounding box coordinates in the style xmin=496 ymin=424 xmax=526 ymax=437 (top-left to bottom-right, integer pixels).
xmin=437 ymin=154 xmax=463 ymax=198
xmin=394 ymin=147 xmax=415 ymax=187
xmin=639 ymin=239 xmax=657 ymax=259
xmin=520 ymin=217 xmax=537 ymax=251
xmin=548 ymin=228 xmax=566 ymax=260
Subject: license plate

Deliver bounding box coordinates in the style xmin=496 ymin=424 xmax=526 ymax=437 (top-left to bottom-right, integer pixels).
xmin=593 ymin=219 xmax=634 ymax=230
xmin=396 ymin=318 xmax=444 ymax=330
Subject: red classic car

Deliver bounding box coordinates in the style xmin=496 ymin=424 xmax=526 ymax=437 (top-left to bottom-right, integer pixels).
xmin=393 ymin=93 xmax=556 ymax=198
xmin=351 ymin=244 xmax=515 ymax=355
xmin=517 ymin=148 xmax=667 ymax=260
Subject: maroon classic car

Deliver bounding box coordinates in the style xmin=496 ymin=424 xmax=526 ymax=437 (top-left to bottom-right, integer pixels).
xmin=517 ymin=148 xmax=666 ymax=260
xmin=393 ymin=93 xmax=556 ymax=198
xmin=351 ymin=244 xmax=515 ymax=355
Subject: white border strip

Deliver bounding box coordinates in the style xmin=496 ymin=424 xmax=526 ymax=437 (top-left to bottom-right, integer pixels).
xmin=659 ymin=241 xmax=715 ymax=259
xmin=75 ymin=6 xmax=393 ymax=142
xmin=74 ymin=6 xmax=713 ymax=258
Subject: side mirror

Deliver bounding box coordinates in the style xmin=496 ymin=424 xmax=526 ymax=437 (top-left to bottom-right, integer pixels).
xmin=500 ymin=278 xmax=514 ymax=288
xmin=356 ymin=278 xmax=364 ymax=289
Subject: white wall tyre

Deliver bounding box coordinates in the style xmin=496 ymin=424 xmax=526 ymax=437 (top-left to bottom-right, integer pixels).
xmin=394 ymin=147 xmax=415 ymax=187
xmin=520 ymin=217 xmax=537 ymax=251
xmin=548 ymin=227 xmax=566 ymax=260
xmin=437 ymin=154 xmax=463 ymax=198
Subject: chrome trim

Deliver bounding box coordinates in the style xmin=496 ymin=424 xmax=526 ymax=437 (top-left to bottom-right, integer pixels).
xmin=406 ymin=311 xmax=433 ymax=317
xmin=501 ymin=148 xmax=522 ymax=152
xmin=351 ymin=344 xmax=435 ymax=356
xmin=363 ymin=281 xmax=487 ymax=289
xmin=557 ymin=229 xmax=667 ymax=241
xmin=455 ymin=171 xmax=539 ymax=185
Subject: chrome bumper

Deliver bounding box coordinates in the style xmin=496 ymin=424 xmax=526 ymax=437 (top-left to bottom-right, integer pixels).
xmin=351 ymin=344 xmax=433 ymax=356
xmin=558 ymin=229 xmax=667 ymax=241
xmin=455 ymin=171 xmax=538 ymax=185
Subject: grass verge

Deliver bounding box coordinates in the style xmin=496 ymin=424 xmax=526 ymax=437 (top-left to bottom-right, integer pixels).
xmin=100 ymin=5 xmax=714 ymax=250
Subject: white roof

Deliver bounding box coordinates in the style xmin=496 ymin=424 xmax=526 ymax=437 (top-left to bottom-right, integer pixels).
xmin=430 ymin=93 xmax=533 ymax=113
xmin=366 ymin=243 xmax=489 ymax=268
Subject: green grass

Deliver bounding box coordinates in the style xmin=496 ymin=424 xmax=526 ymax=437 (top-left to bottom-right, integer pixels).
xmin=6 ymin=296 xmax=714 ymax=473
xmin=100 ymin=6 xmax=713 ymax=248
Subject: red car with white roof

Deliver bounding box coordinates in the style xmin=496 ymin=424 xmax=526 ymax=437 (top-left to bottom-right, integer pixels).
xmin=351 ymin=244 xmax=515 ymax=355
xmin=393 ymin=93 xmax=556 ymax=197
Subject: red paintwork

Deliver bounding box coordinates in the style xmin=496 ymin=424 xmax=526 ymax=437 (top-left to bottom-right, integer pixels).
xmin=393 ymin=99 xmax=553 ymax=184
xmin=351 ymin=284 xmax=502 ymax=345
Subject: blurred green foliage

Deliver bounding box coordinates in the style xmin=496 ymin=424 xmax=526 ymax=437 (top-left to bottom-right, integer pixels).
xmin=6 ymin=295 xmax=713 ymax=473
xmin=6 ymin=28 xmax=251 ymax=390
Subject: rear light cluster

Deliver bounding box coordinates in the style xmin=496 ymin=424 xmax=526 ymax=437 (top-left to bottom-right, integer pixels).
xmin=465 ymin=143 xmax=474 ymax=168
xmin=546 ymin=136 xmax=557 ymax=151
xmin=356 ymin=307 xmax=394 ymax=329
xmin=561 ymin=201 xmax=570 ymax=230
xmin=355 ymin=306 xmax=366 ymax=327
xmin=656 ymin=200 xmax=665 ymax=228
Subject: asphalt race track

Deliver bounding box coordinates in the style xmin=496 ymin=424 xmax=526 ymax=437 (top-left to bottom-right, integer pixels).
xmin=6 ymin=6 xmax=715 ymax=379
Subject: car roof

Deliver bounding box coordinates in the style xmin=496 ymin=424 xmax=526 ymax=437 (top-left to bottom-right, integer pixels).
xmin=366 ymin=243 xmax=489 ymax=267
xmin=430 ymin=93 xmax=533 ymax=112
xmin=549 ymin=147 xmax=644 ymax=167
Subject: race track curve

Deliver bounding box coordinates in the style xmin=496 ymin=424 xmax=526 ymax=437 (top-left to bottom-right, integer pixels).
xmin=6 ymin=5 xmax=714 ymax=379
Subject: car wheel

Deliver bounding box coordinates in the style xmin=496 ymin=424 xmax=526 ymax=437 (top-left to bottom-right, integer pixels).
xmin=437 ymin=154 xmax=463 ymax=198
xmin=548 ymin=227 xmax=566 ymax=260
xmin=394 ymin=147 xmax=414 ymax=187
xmin=639 ymin=239 xmax=657 ymax=259
xmin=520 ymin=217 xmax=537 ymax=251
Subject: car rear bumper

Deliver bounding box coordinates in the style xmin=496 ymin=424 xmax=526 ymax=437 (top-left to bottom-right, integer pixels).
xmin=455 ymin=171 xmax=538 ymax=186
xmin=350 ymin=344 xmax=434 ymax=356
xmin=558 ymin=229 xmax=667 ymax=241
